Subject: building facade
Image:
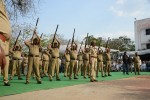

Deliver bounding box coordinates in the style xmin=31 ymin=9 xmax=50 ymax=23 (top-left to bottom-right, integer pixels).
xmin=135 ymin=18 xmax=150 ymax=51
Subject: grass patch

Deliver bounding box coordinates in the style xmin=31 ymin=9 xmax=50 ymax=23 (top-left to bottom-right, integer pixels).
xmin=0 ymin=72 xmax=149 ymax=97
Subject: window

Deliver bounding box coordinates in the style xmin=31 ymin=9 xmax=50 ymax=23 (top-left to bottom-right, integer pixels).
xmin=146 ymin=44 xmax=150 ymax=49
xmin=146 ymin=29 xmax=150 ymax=35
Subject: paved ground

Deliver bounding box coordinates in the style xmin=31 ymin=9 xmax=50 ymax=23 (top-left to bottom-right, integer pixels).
xmin=0 ymin=76 xmax=150 ymax=100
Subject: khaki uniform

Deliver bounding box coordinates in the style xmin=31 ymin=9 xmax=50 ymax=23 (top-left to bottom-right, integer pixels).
xmin=97 ymin=53 xmax=104 ymax=77
xmin=77 ymin=52 xmax=83 ymax=76
xmin=25 ymin=40 xmax=41 ymax=82
xmin=0 ymin=0 xmax=11 ymax=84
xmin=64 ymin=53 xmax=70 ymax=77
xmin=83 ymin=51 xmax=90 ymax=78
xmin=133 ymin=55 xmax=140 ymax=75
xmin=48 ymin=48 xmax=60 ymax=80
xmin=105 ymin=52 xmax=111 ymax=76
xmin=90 ymin=47 xmax=97 ymax=81
xmin=69 ymin=50 xmax=77 ymax=79
xmin=23 ymin=56 xmax=28 ymax=75
xmin=10 ymin=50 xmax=22 ymax=79
xmin=39 ymin=51 xmax=43 ymax=76
xmin=42 ymin=53 xmax=49 ymax=76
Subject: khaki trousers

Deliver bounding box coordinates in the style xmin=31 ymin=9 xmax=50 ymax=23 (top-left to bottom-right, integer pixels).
xmin=48 ymin=58 xmax=60 ymax=79
xmin=43 ymin=61 xmax=49 ymax=76
xmin=39 ymin=60 xmax=43 ymax=75
xmin=134 ymin=63 xmax=140 ymax=74
xmin=26 ymin=57 xmax=41 ymax=82
xmin=0 ymin=40 xmax=9 ymax=83
xmin=10 ymin=59 xmax=21 ymax=78
xmin=64 ymin=61 xmax=70 ymax=76
xmin=90 ymin=58 xmax=97 ymax=80
xmin=77 ymin=61 xmax=83 ymax=75
xmin=96 ymin=62 xmax=104 ymax=77
xmin=105 ymin=61 xmax=111 ymax=75
xmin=69 ymin=60 xmax=77 ymax=79
xmin=23 ymin=63 xmax=28 ymax=76
xmin=83 ymin=60 xmax=89 ymax=77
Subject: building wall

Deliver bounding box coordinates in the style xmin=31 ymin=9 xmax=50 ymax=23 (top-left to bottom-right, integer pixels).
xmin=134 ymin=18 xmax=150 ymax=51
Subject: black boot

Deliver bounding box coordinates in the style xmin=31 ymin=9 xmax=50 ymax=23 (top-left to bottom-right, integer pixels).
xmin=37 ymin=81 xmax=42 ymax=84
xmin=4 ymin=82 xmax=10 ymax=86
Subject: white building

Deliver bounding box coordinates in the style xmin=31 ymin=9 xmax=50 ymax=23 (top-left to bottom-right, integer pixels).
xmin=134 ymin=18 xmax=150 ymax=51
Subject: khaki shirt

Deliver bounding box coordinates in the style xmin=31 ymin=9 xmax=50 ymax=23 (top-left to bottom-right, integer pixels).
xmin=83 ymin=52 xmax=90 ymax=60
xmin=70 ymin=50 xmax=77 ymax=60
xmin=65 ymin=53 xmax=70 ymax=62
xmin=43 ymin=53 xmax=49 ymax=61
xmin=12 ymin=50 xmax=21 ymax=59
xmin=90 ymin=46 xmax=97 ymax=58
xmin=50 ymin=48 xmax=59 ymax=58
xmin=97 ymin=54 xmax=103 ymax=62
xmin=25 ymin=40 xmax=40 ymax=56
xmin=133 ymin=56 xmax=140 ymax=63
xmin=39 ymin=52 xmax=42 ymax=60
xmin=0 ymin=0 xmax=11 ymax=35
xmin=78 ymin=53 xmax=83 ymax=61
xmin=105 ymin=52 xmax=111 ymax=61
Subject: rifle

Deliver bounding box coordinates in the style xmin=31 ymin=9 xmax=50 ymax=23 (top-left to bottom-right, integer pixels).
xmin=85 ymin=33 xmax=89 ymax=48
xmin=13 ymin=30 xmax=21 ymax=49
xmin=31 ymin=17 xmax=39 ymax=41
xmin=105 ymin=37 xmax=110 ymax=48
xmin=52 ymin=25 xmax=59 ymax=47
xmin=71 ymin=28 xmax=75 ymax=47
xmin=40 ymin=33 xmax=43 ymax=38
xmin=79 ymin=41 xmax=83 ymax=52
xmin=66 ymin=39 xmax=71 ymax=51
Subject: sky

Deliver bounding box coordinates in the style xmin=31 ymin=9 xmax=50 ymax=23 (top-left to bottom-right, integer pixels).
xmin=19 ymin=0 xmax=150 ymax=41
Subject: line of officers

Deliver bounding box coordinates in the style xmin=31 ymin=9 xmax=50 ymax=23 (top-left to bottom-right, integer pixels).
xmin=6 ymin=35 xmax=113 ymax=86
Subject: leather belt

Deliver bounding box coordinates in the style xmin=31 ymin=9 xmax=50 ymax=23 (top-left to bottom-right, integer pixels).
xmin=43 ymin=60 xmax=49 ymax=61
xmin=71 ymin=58 xmax=76 ymax=60
xmin=84 ymin=59 xmax=89 ymax=61
xmin=29 ymin=55 xmax=39 ymax=57
xmin=0 ymin=33 xmax=6 ymax=42
xmin=13 ymin=58 xmax=21 ymax=60
xmin=52 ymin=57 xmax=59 ymax=59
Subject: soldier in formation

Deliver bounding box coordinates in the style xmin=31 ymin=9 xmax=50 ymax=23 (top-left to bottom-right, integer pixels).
xmin=48 ymin=39 xmax=61 ymax=81
xmin=97 ymin=48 xmax=104 ymax=77
xmin=64 ymin=47 xmax=70 ymax=77
xmin=9 ymin=42 xmax=23 ymax=80
xmin=24 ymin=31 xmax=42 ymax=84
xmin=89 ymin=40 xmax=98 ymax=82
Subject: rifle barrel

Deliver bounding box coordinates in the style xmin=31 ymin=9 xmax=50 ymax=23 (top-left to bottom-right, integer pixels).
xmin=14 ymin=30 xmax=21 ymax=45
xmin=52 ymin=25 xmax=59 ymax=47
xmin=55 ymin=25 xmax=59 ymax=34
xmin=36 ymin=17 xmax=39 ymax=27
xmin=40 ymin=33 xmax=43 ymax=38
xmin=71 ymin=28 xmax=75 ymax=45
